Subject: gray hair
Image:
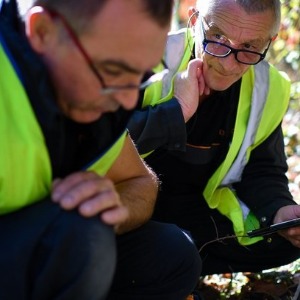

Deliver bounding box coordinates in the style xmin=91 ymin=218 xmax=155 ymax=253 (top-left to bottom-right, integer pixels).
xmin=196 ymin=0 xmax=281 ymax=35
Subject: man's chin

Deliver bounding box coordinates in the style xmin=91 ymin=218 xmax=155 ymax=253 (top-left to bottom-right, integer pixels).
xmin=207 ymin=78 xmax=236 ymax=92
xmin=205 ymin=69 xmax=239 ymax=92
xmin=67 ymin=110 xmax=104 ymax=123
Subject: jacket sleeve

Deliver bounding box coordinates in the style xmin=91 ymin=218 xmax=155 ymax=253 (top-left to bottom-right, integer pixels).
xmin=128 ymin=98 xmax=187 ymax=155
xmin=233 ymin=124 xmax=296 ymax=226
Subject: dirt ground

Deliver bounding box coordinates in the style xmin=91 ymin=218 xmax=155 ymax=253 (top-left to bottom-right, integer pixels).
xmin=197 ymin=260 xmax=300 ymax=299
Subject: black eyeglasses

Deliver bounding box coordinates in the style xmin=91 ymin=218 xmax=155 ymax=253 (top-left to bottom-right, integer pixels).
xmin=199 ymin=16 xmax=272 ymax=65
xmin=47 ymin=8 xmax=169 ymax=95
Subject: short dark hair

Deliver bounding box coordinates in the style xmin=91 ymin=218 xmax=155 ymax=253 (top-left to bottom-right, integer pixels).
xmin=21 ymin=0 xmax=173 ymax=33
xmin=142 ymin=0 xmax=174 ymax=27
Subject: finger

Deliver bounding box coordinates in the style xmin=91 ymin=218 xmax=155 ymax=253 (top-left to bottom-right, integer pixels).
xmin=57 ymin=177 xmax=114 ymax=209
xmin=288 ymin=226 xmax=300 ymax=235
xmin=187 ymin=60 xmax=202 ymax=80
xmin=204 ymin=85 xmax=211 ymax=95
xmin=284 ymin=227 xmax=300 ymax=243
xmin=101 ymin=205 xmax=129 ymax=227
xmin=279 ymin=227 xmax=300 ymax=248
xmin=52 ymin=178 xmax=62 ymax=191
xmin=290 ymin=238 xmax=300 ymax=248
xmin=78 ymin=189 xmax=120 ymax=217
xmin=52 ymin=171 xmax=100 ymax=202
xmin=187 ymin=58 xmax=203 ymax=71
xmin=197 ymin=67 xmax=204 ymax=95
xmin=190 ymin=59 xmax=210 ymax=96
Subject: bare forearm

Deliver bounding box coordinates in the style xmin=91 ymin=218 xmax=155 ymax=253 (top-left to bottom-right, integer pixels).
xmin=106 ymin=135 xmax=159 ymax=234
xmin=115 ymin=171 xmax=158 ymax=234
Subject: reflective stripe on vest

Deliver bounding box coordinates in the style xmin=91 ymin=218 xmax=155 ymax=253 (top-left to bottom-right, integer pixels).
xmin=203 ymin=62 xmax=290 ymax=245
xmin=142 ymin=28 xmax=291 ymax=245
xmin=0 ymin=42 xmax=126 ymax=214
xmin=222 ymin=62 xmax=270 ymax=186
xmin=143 ymin=28 xmax=193 ymax=107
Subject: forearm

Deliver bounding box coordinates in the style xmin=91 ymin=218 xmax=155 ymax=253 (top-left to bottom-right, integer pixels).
xmin=106 ymin=135 xmax=159 ymax=234
xmin=115 ymin=169 xmax=158 ymax=234
xmin=128 ymin=98 xmax=187 ymax=154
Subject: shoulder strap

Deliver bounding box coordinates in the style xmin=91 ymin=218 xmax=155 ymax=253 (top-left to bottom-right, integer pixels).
xmin=143 ymin=28 xmax=194 ymax=107
xmin=203 ymin=63 xmax=290 ymax=245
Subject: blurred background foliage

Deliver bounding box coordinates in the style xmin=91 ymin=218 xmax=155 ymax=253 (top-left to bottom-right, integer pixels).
xmin=273 ymin=0 xmax=300 ymax=203
xmin=172 ymin=0 xmax=300 ymax=202
xmin=269 ymin=0 xmax=300 ymax=100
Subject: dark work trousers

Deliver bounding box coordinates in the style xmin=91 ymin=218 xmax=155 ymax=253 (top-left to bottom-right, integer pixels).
xmin=152 ymin=193 xmax=300 ymax=275
xmin=0 ymin=200 xmax=201 ymax=300
xmin=108 ymin=221 xmax=201 ymax=300
xmin=0 ymin=199 xmax=116 ymax=300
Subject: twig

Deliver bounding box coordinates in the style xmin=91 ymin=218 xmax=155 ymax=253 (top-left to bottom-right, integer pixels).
xmin=198 ymin=216 xmax=251 ymax=253
xmin=198 ymin=234 xmax=241 ymax=253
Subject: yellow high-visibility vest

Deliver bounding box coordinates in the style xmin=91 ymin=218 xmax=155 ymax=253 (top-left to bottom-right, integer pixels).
xmin=142 ymin=28 xmax=291 ymax=245
xmin=0 ymin=42 xmax=126 ymax=214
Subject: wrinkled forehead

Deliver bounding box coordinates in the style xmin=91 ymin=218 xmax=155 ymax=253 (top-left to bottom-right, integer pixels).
xmin=198 ymin=0 xmax=276 ymax=41
xmin=197 ymin=0 xmax=277 ymax=20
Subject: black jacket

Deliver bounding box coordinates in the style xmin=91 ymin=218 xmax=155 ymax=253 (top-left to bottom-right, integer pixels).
xmin=0 ymin=0 xmax=132 ymax=179
xmin=128 ymin=75 xmax=296 ymax=227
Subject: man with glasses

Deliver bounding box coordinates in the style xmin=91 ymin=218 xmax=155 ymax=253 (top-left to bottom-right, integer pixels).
xmin=129 ymin=0 xmax=300 ymax=277
xmin=0 ymin=0 xmax=202 ymax=299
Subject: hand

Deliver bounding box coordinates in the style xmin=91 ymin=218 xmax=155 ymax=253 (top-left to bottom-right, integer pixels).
xmin=273 ymin=205 xmax=300 ymax=248
xmin=174 ymin=58 xmax=210 ymax=122
xmin=52 ymin=171 xmax=129 ymax=230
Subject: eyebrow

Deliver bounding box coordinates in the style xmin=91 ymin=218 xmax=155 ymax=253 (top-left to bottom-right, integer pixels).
xmin=205 ymin=21 xmax=226 ymax=35
xmin=95 ymin=60 xmax=145 ymax=75
xmin=204 ymin=19 xmax=266 ymax=46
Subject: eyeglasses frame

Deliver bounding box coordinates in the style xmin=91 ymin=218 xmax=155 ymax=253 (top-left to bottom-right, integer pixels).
xmin=46 ymin=8 xmax=169 ymax=95
xmin=199 ymin=15 xmax=272 ymax=66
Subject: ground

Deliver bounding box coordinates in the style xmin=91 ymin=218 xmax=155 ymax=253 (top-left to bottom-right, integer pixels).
xmin=198 ymin=260 xmax=300 ymax=299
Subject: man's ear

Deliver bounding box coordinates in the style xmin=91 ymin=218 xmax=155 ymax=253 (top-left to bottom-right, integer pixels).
xmin=25 ymin=6 xmax=56 ymax=54
xmin=188 ymin=7 xmax=199 ymax=26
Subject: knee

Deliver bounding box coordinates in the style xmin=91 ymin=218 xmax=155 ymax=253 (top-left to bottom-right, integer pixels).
xmin=111 ymin=221 xmax=201 ymax=299
xmin=48 ymin=209 xmax=117 ymax=279
xmin=165 ymin=224 xmax=202 ymax=278
xmin=58 ymin=209 xmax=116 ymax=254
xmin=28 ymin=210 xmax=117 ymax=299
xmin=149 ymin=222 xmax=202 ymax=286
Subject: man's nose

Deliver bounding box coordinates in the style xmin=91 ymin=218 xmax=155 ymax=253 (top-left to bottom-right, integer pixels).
xmin=219 ymin=52 xmax=239 ymax=71
xmin=114 ymin=89 xmax=140 ymax=111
